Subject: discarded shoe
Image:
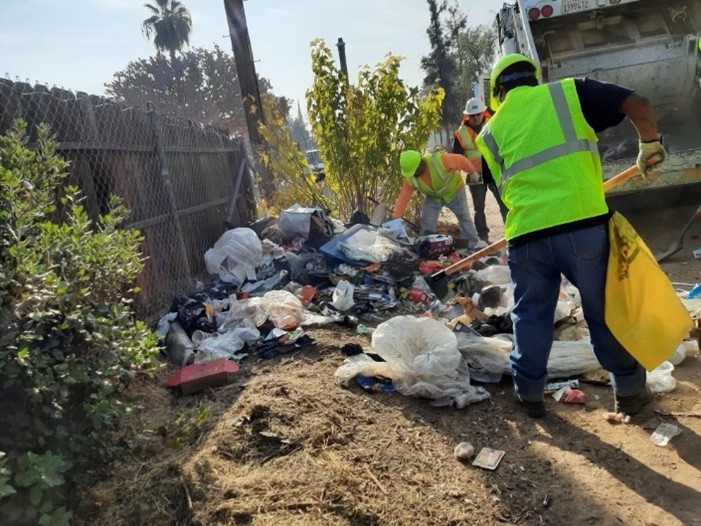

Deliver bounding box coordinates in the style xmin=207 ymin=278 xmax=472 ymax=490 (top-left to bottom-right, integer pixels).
xmin=514 ymin=393 xmax=546 ymax=418
xmin=614 ymin=385 xmax=653 ymax=415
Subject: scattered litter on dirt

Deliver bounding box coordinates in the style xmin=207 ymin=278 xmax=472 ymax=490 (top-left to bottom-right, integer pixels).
xmin=79 ymin=203 xmax=701 ymax=526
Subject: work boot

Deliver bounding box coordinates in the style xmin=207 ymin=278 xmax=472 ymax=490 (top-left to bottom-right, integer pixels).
xmin=614 ymin=385 xmax=653 ymax=415
xmin=514 ymin=393 xmax=546 ymax=419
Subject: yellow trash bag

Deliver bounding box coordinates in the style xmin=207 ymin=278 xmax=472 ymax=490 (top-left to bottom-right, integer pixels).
xmin=605 ymin=212 xmax=692 ymax=371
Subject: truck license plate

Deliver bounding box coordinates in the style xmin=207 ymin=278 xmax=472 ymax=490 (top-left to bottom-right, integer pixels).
xmin=562 ymin=0 xmax=591 ymax=14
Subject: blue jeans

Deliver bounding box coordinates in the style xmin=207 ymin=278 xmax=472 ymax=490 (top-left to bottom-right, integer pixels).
xmin=508 ymin=223 xmax=646 ymax=402
xmin=420 ymin=188 xmax=481 ymax=248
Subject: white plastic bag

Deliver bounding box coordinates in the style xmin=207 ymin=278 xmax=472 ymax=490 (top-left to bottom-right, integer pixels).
xmin=331 ymin=280 xmax=355 ymax=311
xmin=667 ymin=340 xmax=699 ymax=365
xmin=646 ymin=361 xmax=677 ymax=393
xmin=204 ymin=228 xmax=263 ymax=284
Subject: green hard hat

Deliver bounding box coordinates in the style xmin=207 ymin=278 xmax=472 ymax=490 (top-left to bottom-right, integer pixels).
xmin=400 ymin=150 xmax=422 ymax=179
xmin=489 ymin=53 xmax=539 ymax=110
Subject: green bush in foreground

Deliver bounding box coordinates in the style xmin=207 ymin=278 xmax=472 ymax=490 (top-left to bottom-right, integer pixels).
xmin=0 ymin=120 xmax=159 ymax=524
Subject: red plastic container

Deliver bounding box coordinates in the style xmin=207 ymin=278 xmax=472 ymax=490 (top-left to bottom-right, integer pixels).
xmin=407 ymin=289 xmax=430 ymax=304
xmin=167 ymin=358 xmax=240 ymax=394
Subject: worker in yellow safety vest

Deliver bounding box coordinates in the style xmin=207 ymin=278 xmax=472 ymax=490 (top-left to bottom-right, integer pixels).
xmin=453 ymin=97 xmax=508 ymax=242
xmin=475 ymin=53 xmax=666 ymax=418
xmin=392 ymin=150 xmax=486 ymax=251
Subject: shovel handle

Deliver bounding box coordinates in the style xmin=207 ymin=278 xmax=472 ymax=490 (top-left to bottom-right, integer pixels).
xmin=602 ymin=153 xmax=662 ymax=190
xmin=440 ymin=160 xmax=655 ymax=278
xmin=443 ymin=238 xmax=507 ymax=275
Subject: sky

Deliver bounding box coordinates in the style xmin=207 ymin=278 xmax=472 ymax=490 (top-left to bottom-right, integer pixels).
xmin=0 ymin=0 xmax=500 ymax=117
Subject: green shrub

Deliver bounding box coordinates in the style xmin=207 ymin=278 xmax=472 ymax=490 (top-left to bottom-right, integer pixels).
xmin=0 ymin=120 xmax=159 ymax=524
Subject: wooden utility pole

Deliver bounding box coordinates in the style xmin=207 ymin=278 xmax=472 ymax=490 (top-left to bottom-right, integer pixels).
xmin=223 ymin=0 xmax=275 ymax=199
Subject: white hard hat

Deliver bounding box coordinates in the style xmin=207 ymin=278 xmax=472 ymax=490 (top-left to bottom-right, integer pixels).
xmin=464 ymin=97 xmax=487 ymax=115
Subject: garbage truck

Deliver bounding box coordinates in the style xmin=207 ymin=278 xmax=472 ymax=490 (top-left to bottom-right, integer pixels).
xmin=491 ymin=0 xmax=701 ymax=206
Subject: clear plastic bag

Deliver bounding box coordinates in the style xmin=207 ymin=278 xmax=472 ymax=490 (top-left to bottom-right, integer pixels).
xmin=204 ymin=228 xmax=263 ymax=284
xmin=372 ymin=316 xmax=461 ymax=376
xmin=335 ymin=316 xmax=490 ymax=408
xmin=455 ymin=333 xmax=602 ymax=379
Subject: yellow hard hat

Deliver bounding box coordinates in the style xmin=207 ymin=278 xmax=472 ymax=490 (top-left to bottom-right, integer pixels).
xmin=489 ymin=53 xmax=539 ymax=110
xmin=400 ymin=150 xmax=422 ymax=179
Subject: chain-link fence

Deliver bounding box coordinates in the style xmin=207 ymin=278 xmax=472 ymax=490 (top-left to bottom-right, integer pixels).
xmin=0 ymin=78 xmax=257 ymax=321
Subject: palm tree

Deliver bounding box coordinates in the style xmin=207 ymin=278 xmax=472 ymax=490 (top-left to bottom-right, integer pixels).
xmin=142 ymin=0 xmax=192 ymax=62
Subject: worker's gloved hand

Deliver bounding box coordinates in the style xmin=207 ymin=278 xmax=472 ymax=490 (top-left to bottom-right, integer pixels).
xmin=466 ymin=171 xmax=482 ymax=184
xmin=636 ymin=139 xmax=666 ymax=176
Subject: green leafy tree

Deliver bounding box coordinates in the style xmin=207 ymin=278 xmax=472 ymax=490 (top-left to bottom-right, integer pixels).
xmin=306 ymin=39 xmax=444 ymax=219
xmin=0 ymin=121 xmax=159 ymax=524
xmin=454 ymin=24 xmax=497 ymax=101
xmin=422 ymin=0 xmax=460 ymax=138
xmin=106 ymin=46 xmax=289 ymax=135
xmin=141 ymin=0 xmax=193 ymax=62
xmin=258 ymin=94 xmax=324 ymax=213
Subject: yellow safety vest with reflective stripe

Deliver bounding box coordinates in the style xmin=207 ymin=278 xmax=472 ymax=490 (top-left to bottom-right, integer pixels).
xmin=403 ymin=152 xmax=463 ymax=203
xmin=455 ymin=115 xmax=490 ymax=162
xmin=476 ymin=79 xmax=607 ymax=240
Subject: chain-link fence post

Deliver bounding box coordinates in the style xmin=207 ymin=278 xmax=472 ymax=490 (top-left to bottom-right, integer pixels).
xmin=146 ymin=101 xmax=193 ymax=287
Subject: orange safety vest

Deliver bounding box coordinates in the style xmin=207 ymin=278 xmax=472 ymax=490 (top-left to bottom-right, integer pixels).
xmin=455 ymin=112 xmax=491 ymax=162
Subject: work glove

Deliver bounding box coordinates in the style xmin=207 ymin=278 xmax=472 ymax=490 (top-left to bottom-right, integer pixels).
xmin=636 ymin=139 xmax=666 ymax=176
xmin=466 ymin=171 xmax=482 ymax=185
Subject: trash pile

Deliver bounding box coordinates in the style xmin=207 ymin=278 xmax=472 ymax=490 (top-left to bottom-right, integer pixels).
xmin=158 ymin=204 xmax=494 ymax=393
xmin=157 ymin=204 xmax=700 ymax=410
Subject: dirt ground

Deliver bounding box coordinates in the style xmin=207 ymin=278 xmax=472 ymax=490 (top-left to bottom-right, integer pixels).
xmin=81 ymin=192 xmax=701 ymax=526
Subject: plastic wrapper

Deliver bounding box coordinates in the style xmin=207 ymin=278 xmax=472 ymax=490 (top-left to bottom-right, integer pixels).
xmin=334 ymin=316 xmax=490 ymax=408
xmin=651 ymin=422 xmax=682 ymax=447
xmin=195 ymin=320 xmax=259 ymax=363
xmin=204 ymin=228 xmax=263 ymax=284
xmin=646 ymin=361 xmax=677 ymax=393
xmin=225 ymin=290 xmax=333 ymax=329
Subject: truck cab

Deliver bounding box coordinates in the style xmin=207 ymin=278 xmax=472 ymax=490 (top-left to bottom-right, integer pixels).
xmin=494 ymin=0 xmax=701 ymax=204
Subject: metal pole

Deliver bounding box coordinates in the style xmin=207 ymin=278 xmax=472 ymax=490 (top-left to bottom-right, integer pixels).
xmin=147 ymin=102 xmax=193 ymax=286
xmin=336 ymin=37 xmax=349 ymax=83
